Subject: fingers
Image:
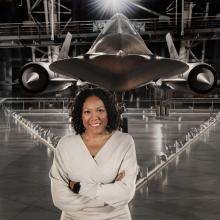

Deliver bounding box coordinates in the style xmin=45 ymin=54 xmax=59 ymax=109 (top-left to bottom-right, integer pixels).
xmin=68 ymin=180 xmax=76 ymax=190
xmin=115 ymin=170 xmax=125 ymax=181
xmin=115 ymin=175 xmax=121 ymax=181
xmin=116 ymin=171 xmax=125 ymax=181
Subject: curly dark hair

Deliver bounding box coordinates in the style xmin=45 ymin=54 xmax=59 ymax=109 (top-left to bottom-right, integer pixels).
xmin=71 ymin=87 xmax=120 ymax=134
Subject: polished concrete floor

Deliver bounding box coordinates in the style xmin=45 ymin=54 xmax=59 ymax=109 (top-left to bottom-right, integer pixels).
xmin=0 ymin=106 xmax=220 ymax=220
xmin=131 ymin=123 xmax=220 ymax=220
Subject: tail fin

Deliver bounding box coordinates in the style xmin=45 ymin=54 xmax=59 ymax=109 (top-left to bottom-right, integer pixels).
xmin=166 ymin=33 xmax=179 ymax=60
xmin=57 ymin=32 xmax=73 ymax=60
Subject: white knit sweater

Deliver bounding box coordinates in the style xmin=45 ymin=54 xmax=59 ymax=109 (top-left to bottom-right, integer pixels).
xmin=49 ymin=130 xmax=138 ymax=220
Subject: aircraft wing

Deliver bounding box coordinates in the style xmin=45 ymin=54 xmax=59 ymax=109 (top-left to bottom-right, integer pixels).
xmin=50 ymin=54 xmax=188 ymax=91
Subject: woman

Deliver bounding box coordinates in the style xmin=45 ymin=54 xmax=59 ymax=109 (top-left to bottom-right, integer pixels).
xmin=49 ymin=87 xmax=138 ymax=220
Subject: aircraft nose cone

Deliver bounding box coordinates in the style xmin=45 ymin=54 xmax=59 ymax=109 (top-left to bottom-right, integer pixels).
xmin=88 ymin=13 xmax=152 ymax=55
xmin=196 ymin=72 xmax=214 ymax=86
xmin=26 ymin=72 xmax=40 ymax=84
xmin=103 ymin=13 xmax=136 ymax=35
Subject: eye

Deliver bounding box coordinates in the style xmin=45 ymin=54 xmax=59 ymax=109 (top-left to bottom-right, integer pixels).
xmin=83 ymin=110 xmax=90 ymax=114
xmin=98 ymin=108 xmax=105 ymax=112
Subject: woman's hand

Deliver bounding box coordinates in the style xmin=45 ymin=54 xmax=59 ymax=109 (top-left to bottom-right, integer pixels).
xmin=115 ymin=170 xmax=125 ymax=181
xmin=68 ymin=180 xmax=76 ymax=190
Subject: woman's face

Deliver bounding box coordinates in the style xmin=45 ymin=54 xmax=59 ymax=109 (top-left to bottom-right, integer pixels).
xmin=82 ymin=95 xmax=108 ymax=135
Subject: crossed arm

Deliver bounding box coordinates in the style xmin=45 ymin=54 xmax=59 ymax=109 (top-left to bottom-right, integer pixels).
xmin=69 ymin=170 xmax=125 ymax=189
xmin=49 ymin=140 xmax=138 ymax=212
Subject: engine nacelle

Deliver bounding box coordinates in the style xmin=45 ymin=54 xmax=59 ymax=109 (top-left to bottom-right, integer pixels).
xmin=187 ymin=64 xmax=217 ymax=94
xmin=19 ymin=62 xmax=56 ymax=93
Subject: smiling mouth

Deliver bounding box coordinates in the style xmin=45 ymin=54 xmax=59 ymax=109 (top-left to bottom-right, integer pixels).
xmin=90 ymin=123 xmax=101 ymax=127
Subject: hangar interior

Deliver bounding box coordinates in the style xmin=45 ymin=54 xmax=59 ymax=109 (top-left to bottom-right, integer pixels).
xmin=1 ymin=1 xmax=220 ymax=220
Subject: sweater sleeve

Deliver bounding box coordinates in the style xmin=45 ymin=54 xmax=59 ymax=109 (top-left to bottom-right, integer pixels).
xmin=49 ymin=140 xmax=105 ymax=212
xmin=79 ymin=137 xmax=138 ymax=208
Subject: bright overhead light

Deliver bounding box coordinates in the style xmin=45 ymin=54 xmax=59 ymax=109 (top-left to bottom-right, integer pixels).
xmin=89 ymin=0 xmax=140 ymax=17
xmin=104 ymin=0 xmax=127 ymax=13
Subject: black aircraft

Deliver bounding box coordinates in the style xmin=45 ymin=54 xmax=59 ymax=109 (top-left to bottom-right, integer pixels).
xmin=49 ymin=13 xmax=217 ymax=94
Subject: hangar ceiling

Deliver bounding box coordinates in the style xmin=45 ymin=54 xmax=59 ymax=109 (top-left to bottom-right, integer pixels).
xmin=0 ymin=0 xmax=220 ymax=96
xmin=0 ymin=1 xmax=220 ymax=48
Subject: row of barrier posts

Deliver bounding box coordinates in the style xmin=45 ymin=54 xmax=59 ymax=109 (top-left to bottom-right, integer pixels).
xmin=136 ymin=112 xmax=220 ymax=189
xmin=3 ymin=106 xmax=61 ymax=151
